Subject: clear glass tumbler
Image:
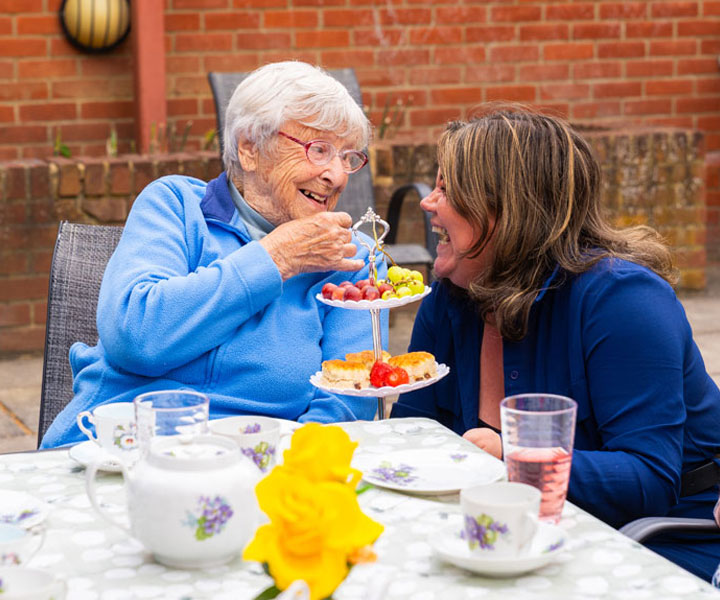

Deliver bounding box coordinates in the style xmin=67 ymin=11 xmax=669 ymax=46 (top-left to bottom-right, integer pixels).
xmin=500 ymin=393 xmax=577 ymax=523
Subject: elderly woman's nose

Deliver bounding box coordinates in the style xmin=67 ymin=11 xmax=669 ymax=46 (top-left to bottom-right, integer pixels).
xmin=321 ymin=155 xmax=347 ymax=183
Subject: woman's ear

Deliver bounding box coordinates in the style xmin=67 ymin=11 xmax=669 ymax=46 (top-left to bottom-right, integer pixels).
xmin=236 ymin=138 xmax=257 ymax=172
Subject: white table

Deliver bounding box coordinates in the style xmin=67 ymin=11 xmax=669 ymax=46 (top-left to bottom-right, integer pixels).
xmin=1 ymin=417 xmax=718 ymax=599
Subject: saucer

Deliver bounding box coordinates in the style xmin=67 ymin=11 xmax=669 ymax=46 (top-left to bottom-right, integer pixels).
xmin=68 ymin=441 xmax=125 ymax=473
xmin=0 ymin=491 xmax=49 ymax=529
xmin=432 ymin=521 xmax=567 ymax=577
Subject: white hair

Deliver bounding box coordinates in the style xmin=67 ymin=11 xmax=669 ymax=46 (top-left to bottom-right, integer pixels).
xmin=223 ymin=61 xmax=372 ymax=180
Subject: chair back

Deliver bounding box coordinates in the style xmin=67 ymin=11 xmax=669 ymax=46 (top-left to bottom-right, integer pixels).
xmin=38 ymin=222 xmax=124 ymax=446
xmin=207 ymin=68 xmax=374 ymax=223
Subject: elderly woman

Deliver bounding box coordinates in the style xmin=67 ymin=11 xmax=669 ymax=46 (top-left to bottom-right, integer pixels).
xmin=42 ymin=61 xmax=387 ymax=447
xmin=392 ymin=108 xmax=720 ymax=581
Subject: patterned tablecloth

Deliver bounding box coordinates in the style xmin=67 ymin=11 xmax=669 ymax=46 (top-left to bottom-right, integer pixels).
xmin=1 ymin=417 xmax=718 ymax=600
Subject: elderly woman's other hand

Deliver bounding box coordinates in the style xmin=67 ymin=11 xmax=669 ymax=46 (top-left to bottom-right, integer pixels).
xmin=260 ymin=211 xmax=364 ymax=280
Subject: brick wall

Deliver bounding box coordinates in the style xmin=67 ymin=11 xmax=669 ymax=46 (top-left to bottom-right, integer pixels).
xmin=0 ymin=126 xmax=706 ymax=355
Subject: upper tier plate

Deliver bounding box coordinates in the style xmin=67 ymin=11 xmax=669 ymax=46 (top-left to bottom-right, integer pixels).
xmin=315 ymin=285 xmax=431 ymax=310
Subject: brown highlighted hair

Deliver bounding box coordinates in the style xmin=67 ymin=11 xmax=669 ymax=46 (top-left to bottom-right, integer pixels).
xmin=437 ymin=106 xmax=676 ymax=341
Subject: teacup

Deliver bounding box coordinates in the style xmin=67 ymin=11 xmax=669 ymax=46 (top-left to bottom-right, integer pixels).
xmin=76 ymin=402 xmax=137 ymax=458
xmin=0 ymin=525 xmax=43 ymax=567
xmin=460 ymin=481 xmax=541 ymax=557
xmin=0 ymin=566 xmax=66 ymax=599
xmin=208 ymin=416 xmax=280 ymax=473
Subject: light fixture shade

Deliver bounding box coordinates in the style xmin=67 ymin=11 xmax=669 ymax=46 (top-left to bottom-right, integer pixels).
xmin=59 ymin=0 xmax=131 ymax=53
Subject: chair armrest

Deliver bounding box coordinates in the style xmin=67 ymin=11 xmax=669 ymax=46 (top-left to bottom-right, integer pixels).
xmin=619 ymin=517 xmax=719 ymax=543
xmin=384 ymin=182 xmax=436 ymax=260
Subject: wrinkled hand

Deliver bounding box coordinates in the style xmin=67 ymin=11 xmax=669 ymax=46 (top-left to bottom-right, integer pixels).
xmin=463 ymin=427 xmax=503 ymax=459
xmin=260 ymin=211 xmax=364 ymax=280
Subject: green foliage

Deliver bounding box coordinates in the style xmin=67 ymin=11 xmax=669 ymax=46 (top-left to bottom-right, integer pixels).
xmin=364 ymin=94 xmax=413 ymax=141
xmin=53 ymin=129 xmax=71 ymax=158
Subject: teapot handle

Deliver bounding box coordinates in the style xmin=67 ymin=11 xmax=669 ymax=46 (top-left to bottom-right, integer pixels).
xmin=85 ymin=451 xmax=133 ymax=537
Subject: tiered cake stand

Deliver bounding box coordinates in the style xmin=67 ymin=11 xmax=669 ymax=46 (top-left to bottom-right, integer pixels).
xmin=310 ymin=208 xmax=449 ymax=419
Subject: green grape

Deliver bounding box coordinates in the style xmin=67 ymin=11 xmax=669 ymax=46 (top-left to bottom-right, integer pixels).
xmin=409 ymin=270 xmax=424 ymax=284
xmin=396 ymin=286 xmax=412 ymax=298
xmin=401 ymin=268 xmax=412 ymax=280
xmin=408 ymin=280 xmax=425 ymax=295
xmin=381 ymin=290 xmax=397 ymax=300
xmin=387 ymin=266 xmax=404 ymax=284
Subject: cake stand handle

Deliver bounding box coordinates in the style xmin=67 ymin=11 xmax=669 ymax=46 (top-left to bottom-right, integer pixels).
xmin=370 ymin=307 xmax=386 ymax=419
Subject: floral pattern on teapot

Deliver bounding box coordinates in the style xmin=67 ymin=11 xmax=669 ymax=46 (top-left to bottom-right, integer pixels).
xmin=241 ymin=442 xmax=275 ymax=472
xmin=183 ymin=495 xmax=234 ymax=541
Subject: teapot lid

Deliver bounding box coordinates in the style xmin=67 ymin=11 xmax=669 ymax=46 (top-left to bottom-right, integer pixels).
xmin=148 ymin=434 xmax=242 ymax=471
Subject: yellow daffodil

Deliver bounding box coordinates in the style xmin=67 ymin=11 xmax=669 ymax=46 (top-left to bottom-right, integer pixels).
xmin=281 ymin=423 xmax=362 ymax=489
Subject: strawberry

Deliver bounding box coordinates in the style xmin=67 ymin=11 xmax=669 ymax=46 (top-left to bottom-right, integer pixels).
xmin=370 ymin=360 xmax=394 ymax=387
xmin=386 ymin=367 xmax=409 ymax=387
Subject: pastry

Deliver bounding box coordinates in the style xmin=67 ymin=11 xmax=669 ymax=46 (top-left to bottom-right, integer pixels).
xmin=345 ymin=350 xmax=391 ymax=369
xmin=321 ymin=359 xmax=370 ymax=390
xmin=388 ymin=351 xmax=437 ymax=382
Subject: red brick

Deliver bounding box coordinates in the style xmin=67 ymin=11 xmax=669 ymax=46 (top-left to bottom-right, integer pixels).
xmin=491 ymin=5 xmax=541 ymax=21
xmin=573 ymin=61 xmax=622 ymax=79
xmin=626 ymin=21 xmax=673 ymax=37
xmin=650 ymin=40 xmax=697 ymax=56
xmin=205 ymin=11 xmax=260 ymax=29
xmin=678 ymin=20 xmax=720 ymax=36
xmin=0 ymin=276 xmax=48 ymax=301
xmin=262 ymin=51 xmax=316 ymax=65
xmin=321 ymin=50 xmax=375 ymax=68
xmin=374 ymin=90 xmax=425 ymax=109
xmin=705 ymin=1 xmax=720 ymax=15
xmin=167 ymin=99 xmax=199 ymax=117
xmin=82 ymin=197 xmax=128 ymax=222
xmin=431 ymin=87 xmax=484 ymax=104
xmin=572 ymin=101 xmax=622 ymax=119
xmin=0 ymin=303 xmax=30 ymax=327
xmin=379 ymin=8 xmax=431 ymax=25
xmin=0 ymin=39 xmax=46 ymax=58
xmin=698 ymin=78 xmax=720 ymax=94
xmin=435 ymin=46 xmax=486 ymax=64
xmin=32 ymin=300 xmax=47 ymax=326
xmin=646 ymin=79 xmax=694 ymax=96
xmin=409 ymin=108 xmax=461 ymax=127
xmin=677 ymin=97 xmax=720 ymax=113
xmin=520 ymin=24 xmax=569 ymax=41
xmin=544 ymin=43 xmax=594 ymax=61
xmin=293 ymin=0 xmax=345 ymax=7
xmin=0 ymin=327 xmax=45 ymax=353
xmin=165 ymin=13 xmax=200 ymax=31
xmin=202 ymin=54 xmax=259 ymax=73
xmin=50 ymin=38 xmax=81 ymax=57
xmin=573 ymin=23 xmax=621 ymax=39
xmin=356 ymin=68 xmax=405 ymax=87
xmin=81 ymin=101 xmax=133 ymax=120
xmin=0 ymin=17 xmax=10 ymax=35
xmin=377 ymin=49 xmax=429 ymax=67
xmin=296 ymin=30 xmax=349 ymax=48
xmin=701 ymin=39 xmax=720 ymax=54
xmin=59 ymin=122 xmax=110 ymax=142
xmin=466 ymin=26 xmax=515 ymax=43
xmin=17 ymin=15 xmax=58 ymax=34
xmin=133 ymin=158 xmax=156 ymax=194
xmin=625 ymin=59 xmax=674 ymax=77
xmin=489 ymin=45 xmax=539 ymax=63
xmin=17 ymin=59 xmax=77 ymax=79
xmin=699 ymin=116 xmax=720 ymax=130
xmin=0 ymin=60 xmax=13 ymax=78
xmin=323 ymin=9 xmax=374 ymax=27
xmin=353 ymin=29 xmax=406 ymax=46
xmin=678 ymin=58 xmax=718 ymax=74
xmin=0 ymin=105 xmax=13 ymax=122
xmin=0 ymin=126 xmax=46 ymax=144
xmin=435 ymin=6 xmax=486 ymax=24
xmin=175 ymin=0 xmax=227 ymax=6
xmin=598 ymin=41 xmax=645 ymax=58
xmin=0 ymin=0 xmax=43 ymax=13
xmin=409 ymin=27 xmax=462 ymax=45
xmin=0 ymin=202 xmax=26 ymax=223
xmin=235 ymin=33 xmax=291 ymax=50
xmin=625 ymin=99 xmax=672 ymax=115
xmin=81 ymin=57 xmax=132 ymax=77
xmin=233 ymin=0 xmax=285 ymax=6
xmin=409 ymin=68 xmax=462 ymax=85
xmin=485 ymin=85 xmax=536 ymax=102
xmin=0 ymin=253 xmax=28 ymax=276
xmin=52 ymin=80 xmax=115 ymax=100
xmin=540 ymin=83 xmax=590 ymax=101
xmin=547 ymin=3 xmax=595 ymax=20
xmin=651 ymin=1 xmax=699 ymax=17
xmin=594 ymin=81 xmax=642 ymax=98
xmin=19 ymin=103 xmax=76 ymax=122
xmin=83 ymin=158 xmax=107 ymax=196
xmin=599 ymin=2 xmax=647 ymax=18
xmin=0 ymin=82 xmax=47 ymax=101
xmin=28 ymin=161 xmax=49 ymax=198
xmin=466 ymin=65 xmax=515 ymax=83
xmin=175 ymin=33 xmax=233 ymax=52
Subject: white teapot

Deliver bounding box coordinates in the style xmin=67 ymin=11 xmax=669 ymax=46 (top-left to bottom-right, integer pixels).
xmin=86 ymin=434 xmax=260 ymax=569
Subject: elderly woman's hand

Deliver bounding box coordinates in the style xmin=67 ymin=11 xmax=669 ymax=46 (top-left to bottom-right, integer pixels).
xmin=463 ymin=427 xmax=503 ymax=459
xmin=260 ymin=211 xmax=365 ymax=280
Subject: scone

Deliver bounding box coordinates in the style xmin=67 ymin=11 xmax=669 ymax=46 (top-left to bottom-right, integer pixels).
xmin=388 ymin=351 xmax=437 ymax=382
xmin=321 ymin=359 xmax=370 ymax=390
xmin=345 ymin=350 xmax=391 ymax=369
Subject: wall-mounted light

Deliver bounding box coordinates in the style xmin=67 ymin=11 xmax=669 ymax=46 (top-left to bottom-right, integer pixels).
xmin=59 ymin=0 xmax=131 ymax=53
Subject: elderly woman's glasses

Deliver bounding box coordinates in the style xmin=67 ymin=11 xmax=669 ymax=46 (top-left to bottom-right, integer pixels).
xmin=278 ymin=132 xmax=368 ymax=174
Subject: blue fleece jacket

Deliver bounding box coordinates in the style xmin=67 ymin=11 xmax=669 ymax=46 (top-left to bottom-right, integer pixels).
xmin=41 ymin=172 xmax=388 ymax=448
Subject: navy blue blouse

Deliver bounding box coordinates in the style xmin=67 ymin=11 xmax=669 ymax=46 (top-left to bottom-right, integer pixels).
xmin=392 ymin=258 xmax=720 ymax=579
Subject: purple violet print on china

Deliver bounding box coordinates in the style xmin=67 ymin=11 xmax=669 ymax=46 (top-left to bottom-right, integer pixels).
xmin=450 ymin=453 xmax=468 ymax=463
xmin=370 ymin=461 xmax=417 ymax=486
xmin=242 ymin=423 xmax=261 ymax=434
xmin=241 ymin=442 xmax=275 ymax=472
xmin=182 ymin=495 xmax=233 ymax=541
xmin=0 ymin=508 xmax=38 ymax=526
xmin=462 ymin=514 xmax=509 ymax=550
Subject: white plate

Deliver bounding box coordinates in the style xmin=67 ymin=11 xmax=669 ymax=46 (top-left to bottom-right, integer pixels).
xmin=0 ymin=490 xmax=49 ymax=529
xmin=68 ymin=441 xmax=124 ymax=473
xmin=315 ymin=285 xmax=431 ymax=310
xmin=432 ymin=522 xmax=567 ymax=577
xmin=352 ymin=448 xmax=506 ymax=495
xmin=310 ymin=363 xmax=450 ymax=398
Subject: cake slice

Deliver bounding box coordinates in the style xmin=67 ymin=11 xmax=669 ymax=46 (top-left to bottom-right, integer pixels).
xmin=388 ymin=351 xmax=437 ymax=382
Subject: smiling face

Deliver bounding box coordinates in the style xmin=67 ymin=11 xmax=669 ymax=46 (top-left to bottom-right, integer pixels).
xmin=236 ymin=122 xmax=360 ymax=226
xmin=421 ymin=170 xmax=494 ymax=289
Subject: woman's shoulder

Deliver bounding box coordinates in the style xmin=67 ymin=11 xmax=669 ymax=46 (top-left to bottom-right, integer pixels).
xmin=574 ymin=257 xmax=674 ymax=293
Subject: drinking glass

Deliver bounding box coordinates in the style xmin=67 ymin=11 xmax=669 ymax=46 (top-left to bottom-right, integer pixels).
xmin=500 ymin=393 xmax=577 ymax=524
xmin=133 ymin=390 xmax=210 ymax=454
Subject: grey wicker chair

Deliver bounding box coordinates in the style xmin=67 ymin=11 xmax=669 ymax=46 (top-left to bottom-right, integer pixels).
xmin=207 ymin=69 xmax=437 ymax=272
xmin=38 ymin=221 xmax=124 ymax=446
